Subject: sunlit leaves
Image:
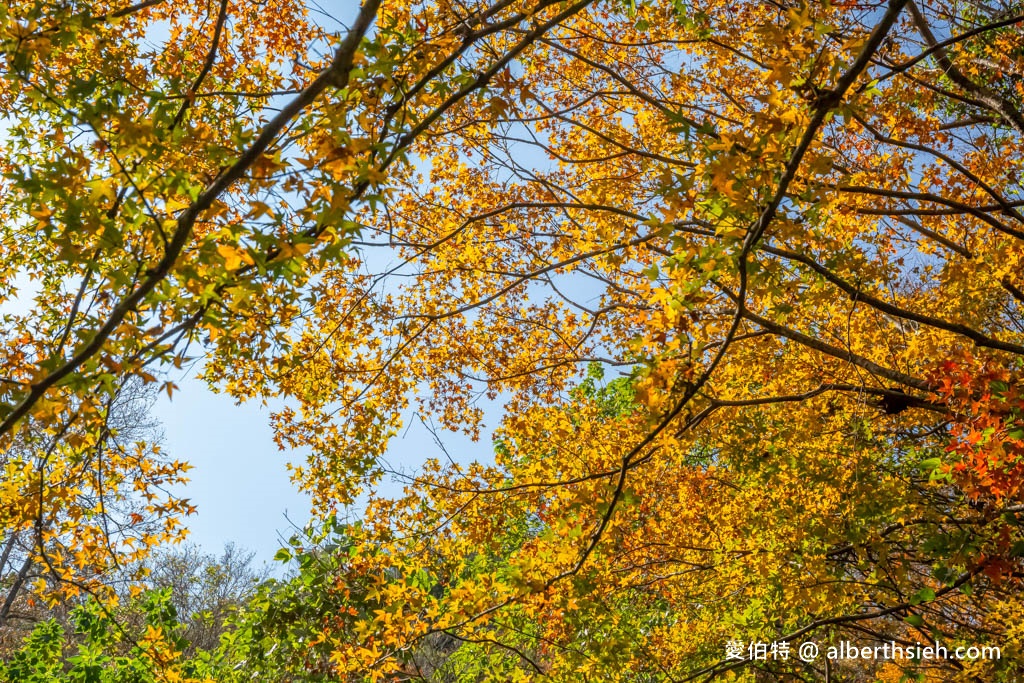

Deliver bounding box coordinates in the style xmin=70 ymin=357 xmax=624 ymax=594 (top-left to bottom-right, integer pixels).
xmin=4 ymin=0 xmax=1024 ymax=679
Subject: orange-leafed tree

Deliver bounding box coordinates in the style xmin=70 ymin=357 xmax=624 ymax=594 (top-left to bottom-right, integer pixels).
xmin=0 ymin=0 xmax=601 ymax=627
xmin=223 ymin=0 xmax=1024 ymax=679
xmin=3 ymin=0 xmax=1024 ymax=680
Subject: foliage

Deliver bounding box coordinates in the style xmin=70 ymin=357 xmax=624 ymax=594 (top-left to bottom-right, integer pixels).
xmin=122 ymin=543 xmax=270 ymax=656
xmin=4 ymin=0 xmax=1024 ymax=680
xmin=0 ymin=589 xmax=209 ymax=683
xmin=0 ymin=379 xmax=186 ymax=639
xmin=931 ymin=352 xmax=1024 ymax=503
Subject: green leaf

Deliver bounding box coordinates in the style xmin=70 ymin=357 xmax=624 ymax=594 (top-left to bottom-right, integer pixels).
xmin=909 ymin=587 xmax=935 ymax=606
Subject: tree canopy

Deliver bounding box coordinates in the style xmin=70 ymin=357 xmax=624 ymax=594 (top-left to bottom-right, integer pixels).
xmin=2 ymin=0 xmax=1024 ymax=679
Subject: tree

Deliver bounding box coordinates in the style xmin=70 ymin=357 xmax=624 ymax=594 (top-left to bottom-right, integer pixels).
xmin=0 ymin=542 xmax=269 ymax=681
xmin=1 ymin=0 xmax=602 ymax=604
xmin=0 ymin=378 xmax=187 ymax=650
xmin=204 ymin=0 xmax=1024 ymax=678
xmin=4 ymin=0 xmax=1024 ymax=680
xmin=0 ymin=588 xmax=212 ymax=683
xmin=130 ymin=542 xmax=270 ymax=654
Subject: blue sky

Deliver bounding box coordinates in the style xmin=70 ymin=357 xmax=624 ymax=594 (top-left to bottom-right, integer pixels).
xmin=155 ymin=375 xmax=312 ymax=562
xmin=155 ymin=370 xmax=502 ymax=564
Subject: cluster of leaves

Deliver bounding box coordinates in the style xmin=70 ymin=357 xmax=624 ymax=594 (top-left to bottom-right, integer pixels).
xmin=0 ymin=379 xmax=191 ymax=632
xmin=0 ymin=589 xmax=205 ymax=683
xmin=931 ymin=353 xmax=1024 ymax=502
xmin=0 ymin=542 xmax=270 ymax=682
